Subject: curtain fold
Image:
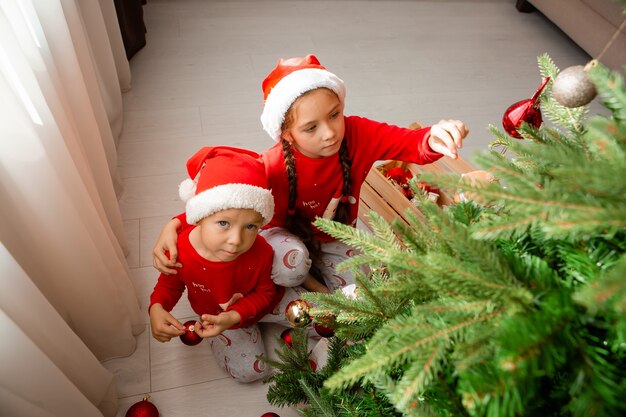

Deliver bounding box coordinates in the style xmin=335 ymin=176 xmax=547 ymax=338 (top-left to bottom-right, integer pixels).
xmin=0 ymin=0 xmax=143 ymax=415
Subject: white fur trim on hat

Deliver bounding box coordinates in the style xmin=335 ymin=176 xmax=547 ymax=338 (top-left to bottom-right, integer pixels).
xmin=184 ymin=182 xmax=275 ymax=226
xmin=260 ymin=68 xmax=346 ymax=141
xmin=178 ymin=179 xmax=197 ymax=202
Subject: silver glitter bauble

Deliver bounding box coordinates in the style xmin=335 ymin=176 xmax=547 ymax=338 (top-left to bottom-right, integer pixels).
xmin=552 ymin=64 xmax=597 ymax=108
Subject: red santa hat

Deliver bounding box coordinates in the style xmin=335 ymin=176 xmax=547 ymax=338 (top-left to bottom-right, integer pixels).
xmin=178 ymin=146 xmax=274 ymax=225
xmin=260 ymin=54 xmax=346 ymax=141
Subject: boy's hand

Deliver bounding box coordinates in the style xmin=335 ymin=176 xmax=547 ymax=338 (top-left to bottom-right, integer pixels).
xmin=196 ymin=311 xmax=242 ymax=338
xmin=152 ymin=219 xmax=183 ymax=274
xmin=428 ymin=119 xmax=469 ymax=160
xmin=149 ymin=303 xmax=185 ymax=342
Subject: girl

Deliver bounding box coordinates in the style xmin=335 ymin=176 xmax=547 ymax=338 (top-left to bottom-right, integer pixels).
xmin=152 ymin=55 xmax=468 ymax=293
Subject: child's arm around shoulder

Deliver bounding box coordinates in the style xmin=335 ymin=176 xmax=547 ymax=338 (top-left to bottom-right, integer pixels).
xmin=152 ymin=213 xmax=190 ymax=274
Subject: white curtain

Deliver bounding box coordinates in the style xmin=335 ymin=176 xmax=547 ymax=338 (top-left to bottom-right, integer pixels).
xmin=0 ymin=0 xmax=143 ymax=416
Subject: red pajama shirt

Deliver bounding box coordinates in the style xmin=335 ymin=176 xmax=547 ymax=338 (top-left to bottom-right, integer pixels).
xmin=149 ymin=227 xmax=284 ymax=328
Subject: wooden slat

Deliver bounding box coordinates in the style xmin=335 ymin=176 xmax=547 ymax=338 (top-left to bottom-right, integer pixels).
xmin=358 ymin=155 xmax=477 ymax=227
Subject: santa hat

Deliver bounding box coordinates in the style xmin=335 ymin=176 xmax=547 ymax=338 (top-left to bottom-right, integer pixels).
xmin=178 ymin=146 xmax=274 ymax=226
xmin=260 ymin=54 xmax=346 ymax=141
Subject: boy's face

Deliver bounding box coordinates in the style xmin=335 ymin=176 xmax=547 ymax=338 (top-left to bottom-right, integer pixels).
xmin=196 ymin=208 xmax=263 ymax=262
xmin=282 ymin=88 xmax=345 ymax=159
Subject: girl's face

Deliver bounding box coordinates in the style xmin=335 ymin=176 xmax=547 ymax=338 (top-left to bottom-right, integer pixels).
xmin=195 ymin=208 xmax=263 ymax=262
xmin=281 ymin=88 xmax=345 ymax=159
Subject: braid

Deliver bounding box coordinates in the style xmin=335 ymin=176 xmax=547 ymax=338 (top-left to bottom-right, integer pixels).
xmin=281 ymin=139 xmax=323 ymax=280
xmin=334 ymin=140 xmax=352 ymax=225
xmin=281 ymin=138 xmax=299 ymax=214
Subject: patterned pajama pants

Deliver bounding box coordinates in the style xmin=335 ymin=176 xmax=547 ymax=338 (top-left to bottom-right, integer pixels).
xmin=260 ymin=227 xmax=359 ymax=292
xmin=209 ymin=286 xmax=309 ymax=383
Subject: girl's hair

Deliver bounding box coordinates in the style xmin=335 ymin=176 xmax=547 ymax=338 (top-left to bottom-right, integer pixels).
xmin=280 ymin=88 xmax=353 ymax=280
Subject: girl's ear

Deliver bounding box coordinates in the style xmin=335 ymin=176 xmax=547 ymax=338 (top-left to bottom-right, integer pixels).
xmin=281 ymin=131 xmax=294 ymax=144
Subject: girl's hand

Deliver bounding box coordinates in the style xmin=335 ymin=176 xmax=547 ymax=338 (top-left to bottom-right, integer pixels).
xmin=149 ymin=304 xmax=185 ymax=342
xmin=152 ymin=218 xmax=183 ymax=274
xmin=196 ymin=311 xmax=242 ymax=338
xmin=428 ymin=119 xmax=469 ymax=160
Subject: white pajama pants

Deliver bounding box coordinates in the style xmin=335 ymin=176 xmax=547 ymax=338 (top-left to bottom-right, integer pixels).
xmin=259 ymin=227 xmax=359 ymax=292
xmin=209 ymin=286 xmax=309 ymax=383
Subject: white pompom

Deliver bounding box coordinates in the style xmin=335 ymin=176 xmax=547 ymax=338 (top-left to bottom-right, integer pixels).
xmin=178 ymin=179 xmax=196 ymax=202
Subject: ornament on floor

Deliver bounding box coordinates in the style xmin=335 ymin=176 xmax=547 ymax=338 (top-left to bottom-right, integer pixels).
xmin=502 ymin=77 xmax=549 ymax=138
xmin=125 ymin=395 xmax=159 ymax=417
xmin=260 ymin=413 xmax=280 ymax=417
xmin=280 ymin=328 xmax=293 ymax=347
xmin=552 ymin=61 xmax=597 ymax=108
xmin=180 ymin=320 xmax=202 ymax=346
xmin=285 ymin=299 xmax=312 ymax=327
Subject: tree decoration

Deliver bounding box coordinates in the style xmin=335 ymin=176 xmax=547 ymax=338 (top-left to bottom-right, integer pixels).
xmin=313 ymin=321 xmax=335 ymax=338
xmin=382 ymin=165 xmax=440 ymax=202
xmin=260 ymin=413 xmax=280 ymax=417
xmin=502 ymin=76 xmax=549 ymax=138
xmin=179 ymin=320 xmax=202 ymax=346
xmin=125 ymin=395 xmax=159 ymax=417
xmin=552 ymin=61 xmax=597 ymax=107
xmin=280 ymin=328 xmax=293 ymax=347
xmin=385 ymin=166 xmax=415 ymax=198
xmin=285 ymin=299 xmax=312 ymax=327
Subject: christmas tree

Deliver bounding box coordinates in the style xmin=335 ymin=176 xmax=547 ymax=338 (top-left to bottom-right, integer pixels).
xmin=264 ymin=55 xmax=626 ymax=417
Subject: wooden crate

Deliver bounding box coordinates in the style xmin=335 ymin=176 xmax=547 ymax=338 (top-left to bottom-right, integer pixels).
xmin=358 ymin=156 xmax=477 ymax=228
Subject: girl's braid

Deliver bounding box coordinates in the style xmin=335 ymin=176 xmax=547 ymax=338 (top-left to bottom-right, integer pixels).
xmin=333 ymin=140 xmax=352 ymax=225
xmin=281 ymin=138 xmax=298 ymax=215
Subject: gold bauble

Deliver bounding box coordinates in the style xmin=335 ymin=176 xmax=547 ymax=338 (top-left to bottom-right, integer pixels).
xmin=285 ymin=299 xmax=312 ymax=327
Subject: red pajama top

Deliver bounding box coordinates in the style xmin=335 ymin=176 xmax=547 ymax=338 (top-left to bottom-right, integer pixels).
xmin=149 ymin=227 xmax=284 ymax=329
xmin=262 ymin=115 xmax=442 ymax=240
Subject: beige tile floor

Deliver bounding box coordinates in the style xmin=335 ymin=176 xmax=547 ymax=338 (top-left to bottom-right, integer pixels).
xmin=105 ymin=1 xmax=599 ymax=416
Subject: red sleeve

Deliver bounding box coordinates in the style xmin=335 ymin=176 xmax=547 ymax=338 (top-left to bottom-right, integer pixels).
xmin=227 ymin=240 xmax=282 ymax=328
xmin=345 ymin=116 xmax=443 ymax=167
xmin=149 ymin=272 xmax=186 ymax=314
xmin=173 ymin=212 xmax=192 ymax=230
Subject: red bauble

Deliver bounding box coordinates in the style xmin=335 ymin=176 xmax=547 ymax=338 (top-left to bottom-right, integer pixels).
xmin=308 ymin=358 xmax=318 ymax=371
xmin=502 ymin=77 xmax=549 ymax=138
xmin=180 ymin=320 xmax=202 ymax=346
xmin=125 ymin=396 xmax=159 ymax=417
xmin=280 ymin=328 xmax=293 ymax=347
xmin=313 ymin=322 xmax=335 ymax=338
xmin=260 ymin=413 xmax=280 ymax=417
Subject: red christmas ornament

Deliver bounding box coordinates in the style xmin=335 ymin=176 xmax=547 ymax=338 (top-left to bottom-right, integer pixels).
xmin=180 ymin=320 xmax=202 ymax=346
xmin=260 ymin=413 xmax=280 ymax=417
xmin=125 ymin=395 xmax=159 ymax=417
xmin=280 ymin=328 xmax=293 ymax=347
xmin=502 ymin=77 xmax=549 ymax=138
xmin=385 ymin=166 xmax=414 ymax=198
xmin=308 ymin=358 xmax=318 ymax=371
xmin=313 ymin=322 xmax=335 ymax=338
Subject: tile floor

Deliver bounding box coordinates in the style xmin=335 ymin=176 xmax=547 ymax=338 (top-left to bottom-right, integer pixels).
xmin=104 ymin=1 xmax=599 ymax=416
